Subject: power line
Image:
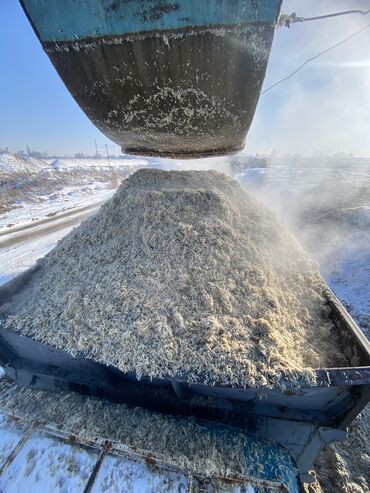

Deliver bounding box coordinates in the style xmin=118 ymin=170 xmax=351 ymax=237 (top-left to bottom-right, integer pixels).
xmin=261 ymin=23 xmax=370 ymax=95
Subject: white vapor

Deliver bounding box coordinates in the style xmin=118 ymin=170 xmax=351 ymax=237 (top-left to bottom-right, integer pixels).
xmin=245 ymin=0 xmax=370 ymax=156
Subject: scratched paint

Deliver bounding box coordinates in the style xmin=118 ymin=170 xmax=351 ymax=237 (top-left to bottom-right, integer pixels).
xmin=20 ymin=0 xmax=282 ymax=41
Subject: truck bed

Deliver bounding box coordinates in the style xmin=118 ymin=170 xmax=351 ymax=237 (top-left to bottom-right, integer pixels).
xmin=0 ymin=268 xmax=369 ymax=482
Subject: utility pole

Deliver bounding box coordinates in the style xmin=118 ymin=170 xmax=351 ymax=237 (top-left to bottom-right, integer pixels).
xmin=94 ymin=140 xmax=99 ymax=159
xmin=105 ymin=144 xmax=111 ymax=166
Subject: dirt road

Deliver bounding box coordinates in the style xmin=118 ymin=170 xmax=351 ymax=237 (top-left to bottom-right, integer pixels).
xmin=0 ymin=200 xmax=105 ymax=250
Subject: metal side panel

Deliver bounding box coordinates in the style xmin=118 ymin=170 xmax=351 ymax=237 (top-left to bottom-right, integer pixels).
xmin=0 ymin=324 xmax=368 ymax=423
xmin=0 ymin=268 xmax=37 ymax=307
xmin=325 ymin=287 xmax=370 ymax=365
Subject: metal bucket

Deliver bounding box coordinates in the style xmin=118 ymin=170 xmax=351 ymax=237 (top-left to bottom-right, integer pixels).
xmin=20 ymin=0 xmax=282 ymax=158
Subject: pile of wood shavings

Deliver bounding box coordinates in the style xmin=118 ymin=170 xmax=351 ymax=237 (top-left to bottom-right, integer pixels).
xmin=305 ymin=405 xmax=370 ymax=493
xmin=0 ymin=379 xmax=294 ymax=485
xmin=0 ymin=169 xmax=347 ymax=387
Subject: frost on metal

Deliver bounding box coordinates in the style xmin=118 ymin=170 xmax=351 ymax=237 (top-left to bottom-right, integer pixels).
xmin=0 ymin=170 xmax=348 ymax=388
xmin=46 ymin=25 xmax=270 ymax=55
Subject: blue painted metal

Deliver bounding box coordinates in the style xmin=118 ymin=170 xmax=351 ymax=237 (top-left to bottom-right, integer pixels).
xmin=21 ymin=0 xmax=281 ymax=42
xmin=244 ymin=438 xmax=300 ymax=493
xmin=203 ymin=422 xmax=301 ymax=492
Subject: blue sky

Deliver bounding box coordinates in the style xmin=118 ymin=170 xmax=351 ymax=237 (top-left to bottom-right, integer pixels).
xmin=0 ymin=0 xmax=113 ymax=156
xmin=1 ymin=0 xmax=370 ymax=156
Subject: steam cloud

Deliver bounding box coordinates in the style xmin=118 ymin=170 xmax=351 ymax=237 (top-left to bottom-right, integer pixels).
xmin=245 ymin=0 xmax=370 ymax=157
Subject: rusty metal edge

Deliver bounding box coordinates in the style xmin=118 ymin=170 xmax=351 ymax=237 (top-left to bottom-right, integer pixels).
xmin=83 ymin=441 xmax=111 ymax=493
xmin=324 ymin=287 xmax=370 ymax=359
xmin=0 ymin=420 xmax=38 ymax=476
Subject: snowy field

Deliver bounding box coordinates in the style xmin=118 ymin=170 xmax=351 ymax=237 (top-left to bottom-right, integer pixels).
xmin=45 ymin=157 xmax=149 ymax=170
xmin=0 ymin=153 xmax=149 ymax=176
xmin=0 ymin=184 xmax=114 ymax=285
xmin=0 ymin=183 xmax=113 ymax=230
xmin=0 ymin=158 xmax=368 ymax=491
xmin=0 ymin=153 xmax=46 ymax=175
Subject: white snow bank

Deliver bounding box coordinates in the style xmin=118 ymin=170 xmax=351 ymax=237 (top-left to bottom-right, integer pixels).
xmin=49 ymin=157 xmax=149 ymax=170
xmin=0 ymin=153 xmax=46 ymax=175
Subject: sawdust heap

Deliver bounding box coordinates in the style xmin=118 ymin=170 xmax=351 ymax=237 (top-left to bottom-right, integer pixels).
xmin=305 ymin=405 xmax=370 ymax=493
xmin=0 ymin=379 xmax=297 ymax=486
xmin=0 ymin=169 xmax=347 ymax=387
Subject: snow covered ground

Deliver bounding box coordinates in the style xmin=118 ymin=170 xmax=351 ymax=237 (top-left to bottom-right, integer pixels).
xmin=0 ymin=152 xmax=150 ymax=284
xmin=0 ymin=183 xmax=113 ymax=230
xmin=0 ymin=154 xmax=149 ymax=176
xmin=0 ymin=413 xmax=191 ymax=493
xmin=0 ymin=152 xmax=149 ymax=219
xmin=0 ymin=153 xmax=47 ymax=175
xmin=45 ymin=157 xmax=149 ymax=170
xmin=0 ymin=184 xmax=114 ymax=285
xmin=0 ymin=229 xmax=71 ymax=285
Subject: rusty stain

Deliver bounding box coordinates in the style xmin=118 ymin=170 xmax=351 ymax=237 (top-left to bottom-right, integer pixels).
xmin=68 ymin=434 xmax=78 ymax=444
xmin=218 ymin=475 xmax=245 ymax=484
xmin=217 ymin=474 xmax=291 ymax=492
xmin=144 ymin=453 xmax=157 ymax=467
xmin=283 ymin=390 xmax=298 ymax=396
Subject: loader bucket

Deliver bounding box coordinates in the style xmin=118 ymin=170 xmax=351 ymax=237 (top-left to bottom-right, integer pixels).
xmin=20 ymin=0 xmax=282 ymax=158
